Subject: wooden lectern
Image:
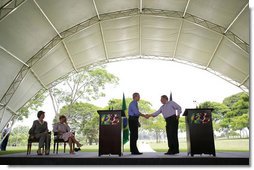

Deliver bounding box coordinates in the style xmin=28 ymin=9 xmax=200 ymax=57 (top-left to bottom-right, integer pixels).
xmin=97 ymin=110 xmax=126 ymax=156
xmin=183 ymin=108 xmax=216 ymax=156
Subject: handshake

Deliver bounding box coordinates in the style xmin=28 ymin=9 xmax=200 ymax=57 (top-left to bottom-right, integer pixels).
xmin=143 ymin=114 xmax=152 ymax=119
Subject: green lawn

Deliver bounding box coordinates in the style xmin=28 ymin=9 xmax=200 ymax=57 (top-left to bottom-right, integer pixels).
xmin=150 ymin=138 xmax=249 ymax=152
xmin=0 ymin=144 xmax=130 ymax=155
xmin=0 ymin=145 xmax=98 ymax=156
xmin=0 ymin=138 xmax=249 ymax=155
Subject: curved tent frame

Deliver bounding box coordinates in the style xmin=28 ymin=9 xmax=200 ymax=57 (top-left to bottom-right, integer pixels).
xmin=0 ymin=0 xmax=249 ymax=130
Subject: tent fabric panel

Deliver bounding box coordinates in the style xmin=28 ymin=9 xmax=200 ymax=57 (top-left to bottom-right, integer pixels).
xmin=0 ymin=109 xmax=13 ymax=132
xmin=143 ymin=0 xmax=187 ymax=12
xmin=175 ymin=21 xmax=222 ymax=66
xmin=0 ymin=0 xmax=56 ymax=63
xmin=0 ymin=49 xmax=23 ymax=99
xmin=230 ymin=7 xmax=249 ymax=44
xmin=8 ymin=70 xmax=43 ymax=111
xmin=107 ymin=39 xmax=139 ymax=59
xmin=65 ymin=24 xmax=106 ymax=68
xmin=70 ymin=44 xmax=106 ymax=69
xmin=102 ymin=16 xmax=139 ymax=59
xmin=209 ymin=39 xmax=249 ymax=84
xmin=102 ymin=16 xmax=139 ymax=41
xmin=212 ymin=38 xmax=249 ymax=76
xmin=209 ymin=57 xmax=247 ymax=85
xmin=95 ymin=0 xmax=138 ymax=14
xmin=36 ymin=0 xmax=97 ymax=33
xmin=187 ymin=0 xmax=248 ymax=28
xmin=142 ymin=39 xmax=174 ymax=57
xmin=31 ymin=43 xmax=74 ymax=86
xmin=141 ymin=16 xmax=181 ymax=57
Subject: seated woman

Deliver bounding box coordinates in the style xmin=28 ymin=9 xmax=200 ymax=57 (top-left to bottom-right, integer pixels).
xmin=53 ymin=115 xmax=82 ymax=154
xmin=29 ymin=111 xmax=51 ymax=155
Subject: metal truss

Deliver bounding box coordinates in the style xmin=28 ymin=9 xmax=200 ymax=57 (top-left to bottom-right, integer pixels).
xmin=14 ymin=87 xmax=47 ymax=114
xmin=139 ymin=15 xmax=142 ymax=57
xmin=0 ymin=35 xmax=62 ymax=107
xmin=0 ymin=103 xmax=17 ymax=132
xmin=239 ymin=75 xmax=249 ymax=87
xmin=205 ymin=36 xmax=224 ymax=69
xmin=110 ymin=55 xmax=249 ymax=93
xmin=107 ymin=55 xmax=249 ymax=93
xmin=142 ymin=8 xmax=183 ymax=18
xmin=33 ymin=0 xmax=78 ymax=73
xmin=172 ymin=20 xmax=183 ymax=59
xmin=59 ymin=8 xmax=249 ymax=55
xmin=224 ymin=3 xmax=248 ymax=34
xmin=1 ymin=4 xmax=248 ymax=53
xmin=0 ymin=65 xmax=29 ymax=106
xmin=183 ymin=13 xmax=249 ymax=54
xmin=0 ymin=114 xmax=15 ymax=142
xmin=0 ymin=8 xmax=249 ymax=111
xmin=206 ymin=68 xmax=249 ymax=93
xmin=0 ymin=0 xmax=27 ymax=22
xmin=183 ymin=0 xmax=191 ymax=17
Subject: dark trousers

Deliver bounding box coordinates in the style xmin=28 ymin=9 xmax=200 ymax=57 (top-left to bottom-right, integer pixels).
xmin=1 ymin=135 xmax=9 ymax=151
xmin=165 ymin=115 xmax=179 ymax=152
xmin=128 ymin=116 xmax=140 ymax=153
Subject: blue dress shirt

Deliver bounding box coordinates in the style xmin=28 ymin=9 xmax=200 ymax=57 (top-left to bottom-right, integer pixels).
xmin=128 ymin=100 xmax=140 ymax=117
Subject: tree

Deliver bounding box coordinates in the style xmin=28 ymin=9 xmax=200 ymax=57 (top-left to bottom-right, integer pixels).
xmin=178 ymin=117 xmax=186 ymax=132
xmin=8 ymin=126 xmax=30 ymax=146
xmin=146 ymin=116 xmax=166 ymax=143
xmin=49 ymin=66 xmax=119 ymax=115
xmin=17 ymin=90 xmax=47 ymax=121
xmin=59 ymin=102 xmax=100 ymax=145
xmin=223 ymin=92 xmax=249 ymax=138
xmin=199 ymin=101 xmax=231 ymax=135
xmin=199 ymin=92 xmax=249 ymax=138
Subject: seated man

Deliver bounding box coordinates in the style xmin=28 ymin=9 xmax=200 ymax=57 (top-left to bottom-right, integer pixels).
xmin=29 ymin=111 xmax=51 ymax=155
xmin=53 ymin=115 xmax=82 ymax=154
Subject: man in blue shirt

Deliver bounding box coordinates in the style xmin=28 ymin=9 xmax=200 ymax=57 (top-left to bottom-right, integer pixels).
xmin=128 ymin=92 xmax=147 ymax=155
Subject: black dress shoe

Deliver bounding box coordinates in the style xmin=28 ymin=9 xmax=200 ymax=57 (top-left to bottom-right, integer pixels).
xmin=131 ymin=152 xmax=143 ymax=155
xmin=164 ymin=151 xmax=178 ymax=155
xmin=74 ymin=147 xmax=81 ymax=152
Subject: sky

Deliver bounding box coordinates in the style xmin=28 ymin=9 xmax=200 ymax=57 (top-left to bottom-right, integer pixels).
xmin=14 ymin=59 xmax=242 ymax=130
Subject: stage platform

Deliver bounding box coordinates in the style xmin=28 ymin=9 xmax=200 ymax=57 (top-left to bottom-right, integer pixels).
xmin=0 ymin=152 xmax=249 ymax=165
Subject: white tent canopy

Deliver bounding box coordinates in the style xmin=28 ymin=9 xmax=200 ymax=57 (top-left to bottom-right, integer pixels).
xmin=0 ymin=0 xmax=249 ymax=131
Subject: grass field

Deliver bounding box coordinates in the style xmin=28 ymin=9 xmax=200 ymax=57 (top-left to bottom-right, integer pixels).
xmin=0 ymin=138 xmax=249 ymax=155
xmin=150 ymin=138 xmax=249 ymax=152
xmin=0 ymin=144 xmax=130 ymax=155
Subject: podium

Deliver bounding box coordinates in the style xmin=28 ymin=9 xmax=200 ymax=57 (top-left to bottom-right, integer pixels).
xmin=183 ymin=108 xmax=216 ymax=156
xmin=97 ymin=110 xmax=126 ymax=156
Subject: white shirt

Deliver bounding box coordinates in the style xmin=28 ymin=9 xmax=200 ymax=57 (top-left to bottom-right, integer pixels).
xmin=152 ymin=101 xmax=182 ymax=119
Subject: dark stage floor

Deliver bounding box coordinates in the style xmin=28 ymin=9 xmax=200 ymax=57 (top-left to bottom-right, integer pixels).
xmin=0 ymin=152 xmax=249 ymax=165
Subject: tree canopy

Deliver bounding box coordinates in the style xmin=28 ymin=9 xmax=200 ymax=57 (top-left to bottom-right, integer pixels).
xmin=49 ymin=66 xmax=119 ymax=114
xmin=16 ymin=90 xmax=47 ymax=121
xmin=200 ymin=92 xmax=249 ymax=138
xmin=58 ymin=102 xmax=100 ymax=145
